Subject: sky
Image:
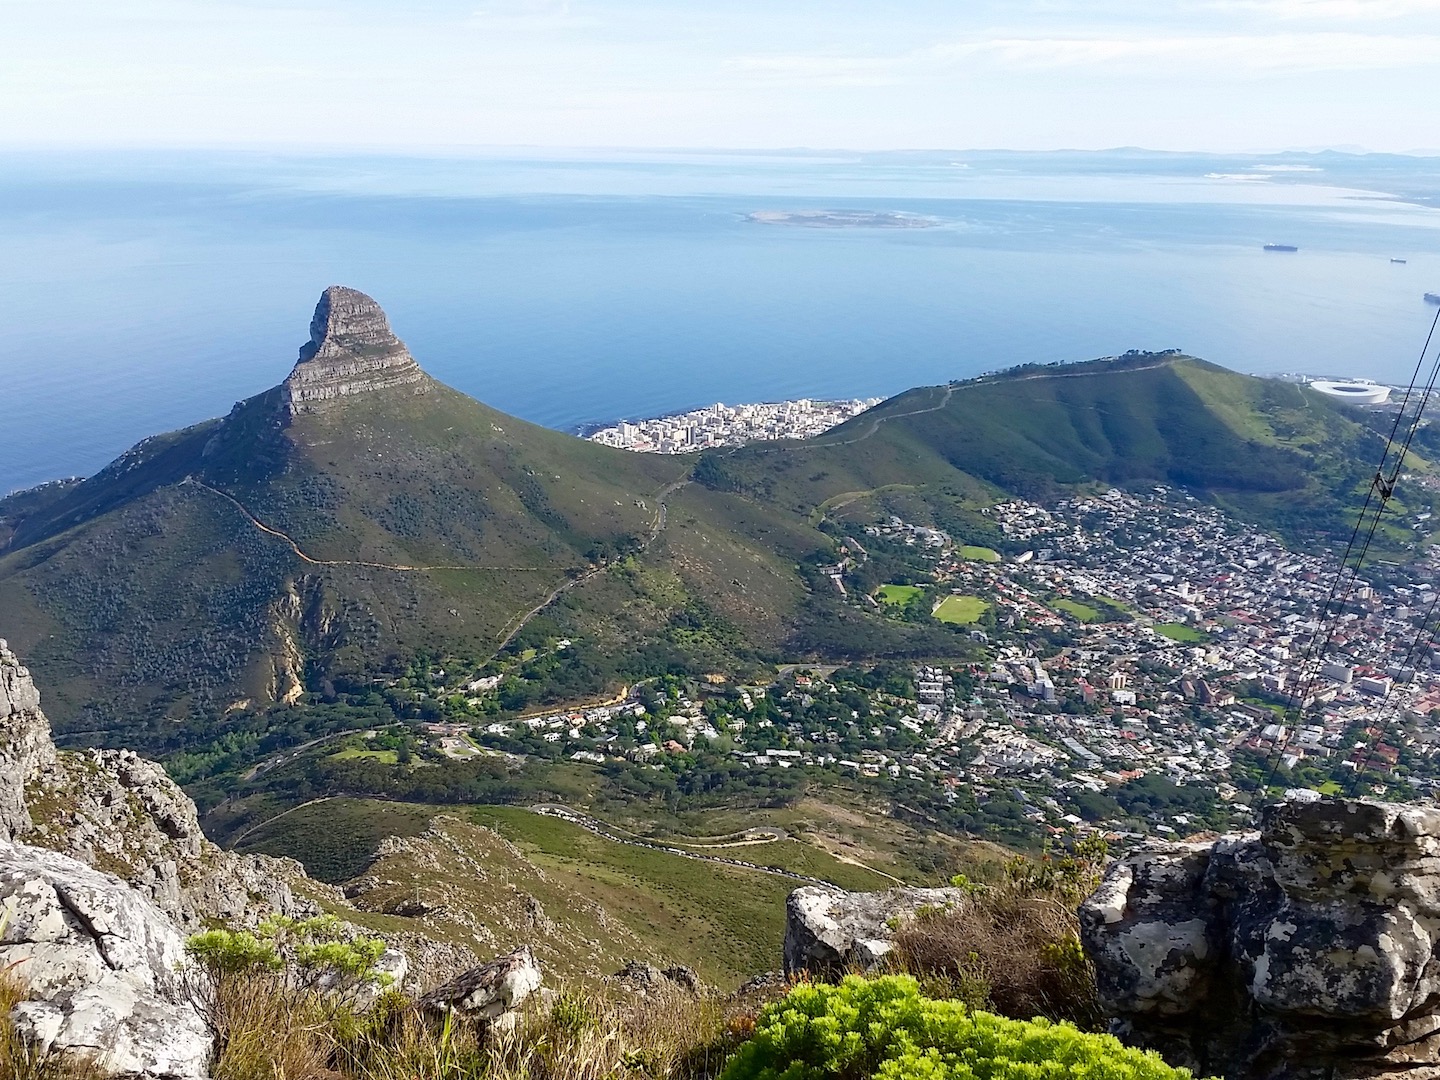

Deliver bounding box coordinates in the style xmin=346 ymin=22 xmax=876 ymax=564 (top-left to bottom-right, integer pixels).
xmin=2 ymin=0 xmax=1439 ymax=153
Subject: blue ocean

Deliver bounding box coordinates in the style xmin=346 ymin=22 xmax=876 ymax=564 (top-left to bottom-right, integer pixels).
xmin=3 ymin=148 xmax=1439 ymax=494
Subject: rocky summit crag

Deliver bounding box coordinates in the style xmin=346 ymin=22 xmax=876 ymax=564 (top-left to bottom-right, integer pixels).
xmin=283 ymin=285 xmax=430 ymax=413
xmin=1080 ymin=797 xmax=1440 ymax=1080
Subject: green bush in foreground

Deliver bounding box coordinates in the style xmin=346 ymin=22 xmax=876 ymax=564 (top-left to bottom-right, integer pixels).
xmin=719 ymin=976 xmax=1193 ymax=1080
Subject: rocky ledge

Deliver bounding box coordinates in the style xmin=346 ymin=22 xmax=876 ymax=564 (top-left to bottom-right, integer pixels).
xmin=282 ymin=285 xmax=430 ymax=414
xmin=1080 ymin=797 xmax=1440 ymax=1080
xmin=0 ymin=839 xmax=212 ymax=1079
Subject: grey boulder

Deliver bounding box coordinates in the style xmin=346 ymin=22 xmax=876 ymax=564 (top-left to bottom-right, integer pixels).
xmin=783 ymin=885 xmax=967 ymax=979
xmin=0 ymin=838 xmax=211 ymax=1079
xmin=1080 ymin=796 xmax=1440 ymax=1080
xmin=419 ymin=944 xmax=542 ymax=1030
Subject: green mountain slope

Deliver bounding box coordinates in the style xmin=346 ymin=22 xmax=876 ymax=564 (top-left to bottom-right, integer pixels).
xmin=0 ymin=288 xmax=684 ymax=736
xmin=694 ymin=352 xmax=1392 ymax=549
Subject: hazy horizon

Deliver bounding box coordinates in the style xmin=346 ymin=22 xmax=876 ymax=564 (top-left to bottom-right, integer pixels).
xmin=7 ymin=1 xmax=1440 ymax=154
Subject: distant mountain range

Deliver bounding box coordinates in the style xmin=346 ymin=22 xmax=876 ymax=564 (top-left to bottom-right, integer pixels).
xmin=0 ymin=288 xmax=1406 ymax=742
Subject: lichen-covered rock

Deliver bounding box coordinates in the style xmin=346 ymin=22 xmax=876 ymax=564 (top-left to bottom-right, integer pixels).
xmin=0 ymin=838 xmax=211 ymax=1079
xmin=0 ymin=639 xmax=56 ymax=839
xmin=420 ymin=945 xmax=543 ymax=1031
xmin=607 ymin=959 xmax=705 ymax=996
xmin=784 ymin=885 xmax=967 ymax=979
xmin=283 ymin=286 xmax=429 ymax=413
xmin=1080 ymin=797 xmax=1440 ymax=1080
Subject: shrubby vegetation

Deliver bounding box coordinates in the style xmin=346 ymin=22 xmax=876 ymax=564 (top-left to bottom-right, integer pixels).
xmin=719 ymin=976 xmax=1191 ymax=1080
xmin=172 ymin=915 xmax=772 ymax=1080
xmin=888 ymin=839 xmax=1107 ymax=1025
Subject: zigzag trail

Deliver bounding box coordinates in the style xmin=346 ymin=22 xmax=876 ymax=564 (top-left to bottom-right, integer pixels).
xmin=185 ymin=478 xmax=547 ymax=573
xmin=810 ymin=383 xmax=954 ymax=448
xmin=488 ymin=471 xmax=692 ymax=653
xmin=188 ymin=467 xmax=691 ymax=659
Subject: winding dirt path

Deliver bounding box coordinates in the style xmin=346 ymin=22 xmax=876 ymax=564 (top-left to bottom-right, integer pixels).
xmin=489 ymin=468 xmax=692 ymax=652
xmin=186 ymin=478 xmax=546 ymax=573
xmin=191 ymin=463 xmax=693 ymax=669
xmin=527 ymin=804 xmax=835 ymax=886
xmin=809 ymin=383 xmax=954 ymax=448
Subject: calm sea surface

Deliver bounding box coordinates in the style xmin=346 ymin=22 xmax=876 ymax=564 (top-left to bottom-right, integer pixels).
xmin=3 ymin=149 xmax=1440 ymax=494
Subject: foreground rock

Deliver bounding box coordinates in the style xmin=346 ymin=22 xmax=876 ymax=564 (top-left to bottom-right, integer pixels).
xmin=1 ymin=638 xmax=319 ymax=930
xmin=1080 ymin=797 xmax=1440 ymax=1080
xmin=0 ymin=838 xmax=211 ymax=1079
xmin=784 ymin=885 xmax=967 ymax=978
xmin=420 ymin=945 xmax=543 ymax=1032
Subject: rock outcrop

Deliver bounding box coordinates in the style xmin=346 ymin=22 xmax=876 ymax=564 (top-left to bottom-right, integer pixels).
xmin=419 ymin=945 xmax=543 ymax=1032
xmin=1080 ymin=797 xmax=1440 ymax=1080
xmin=346 ymin=815 xmax=654 ymax=982
xmin=1 ymin=838 xmax=211 ymax=1079
xmin=283 ymin=285 xmax=429 ymax=413
xmin=0 ymin=639 xmax=319 ymax=931
xmin=607 ymin=959 xmax=704 ymax=996
xmin=784 ymin=885 xmax=967 ymax=978
xmin=0 ymin=640 xmax=55 ymax=838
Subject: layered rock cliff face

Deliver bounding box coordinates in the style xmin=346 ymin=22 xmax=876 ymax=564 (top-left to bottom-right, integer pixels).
xmin=0 ymin=640 xmax=56 ymax=837
xmin=0 ymin=639 xmax=317 ymax=930
xmin=283 ymin=285 xmax=430 ymax=413
xmin=1080 ymin=797 xmax=1440 ymax=1080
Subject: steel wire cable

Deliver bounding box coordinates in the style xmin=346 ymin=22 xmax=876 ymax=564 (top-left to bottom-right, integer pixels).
xmin=1262 ymin=306 xmax=1440 ymax=792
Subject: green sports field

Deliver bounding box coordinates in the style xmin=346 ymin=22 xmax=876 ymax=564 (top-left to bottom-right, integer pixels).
xmin=1156 ymin=622 xmax=1207 ymax=642
xmin=934 ymin=595 xmax=988 ymax=624
xmin=959 ymin=545 xmax=1001 ymax=562
xmin=877 ymin=584 xmax=924 ymax=605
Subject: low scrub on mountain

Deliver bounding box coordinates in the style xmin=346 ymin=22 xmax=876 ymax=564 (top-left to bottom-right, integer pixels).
xmin=185 ymin=915 xmax=398 ymax=1080
xmin=179 ymin=920 xmax=768 ymax=1080
xmin=720 ymin=976 xmax=1192 ymax=1080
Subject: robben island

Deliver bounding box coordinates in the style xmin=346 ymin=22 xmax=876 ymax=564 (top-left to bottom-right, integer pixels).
xmin=586 ymin=395 xmax=881 ymax=452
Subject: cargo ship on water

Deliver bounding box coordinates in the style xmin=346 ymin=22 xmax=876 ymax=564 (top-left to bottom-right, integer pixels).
xmin=1264 ymin=243 xmax=1299 ymax=252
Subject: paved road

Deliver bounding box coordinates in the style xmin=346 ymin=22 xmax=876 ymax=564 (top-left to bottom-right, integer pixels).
xmin=527 ymin=804 xmax=836 ymax=887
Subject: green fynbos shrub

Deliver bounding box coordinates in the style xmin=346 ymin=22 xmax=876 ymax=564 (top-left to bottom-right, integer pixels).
xmin=187 ymin=914 xmax=391 ymax=998
xmin=719 ymin=975 xmax=1194 ymax=1080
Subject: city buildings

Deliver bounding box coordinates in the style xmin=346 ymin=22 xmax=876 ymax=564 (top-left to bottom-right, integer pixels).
xmin=587 ymin=398 xmax=881 ymax=453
